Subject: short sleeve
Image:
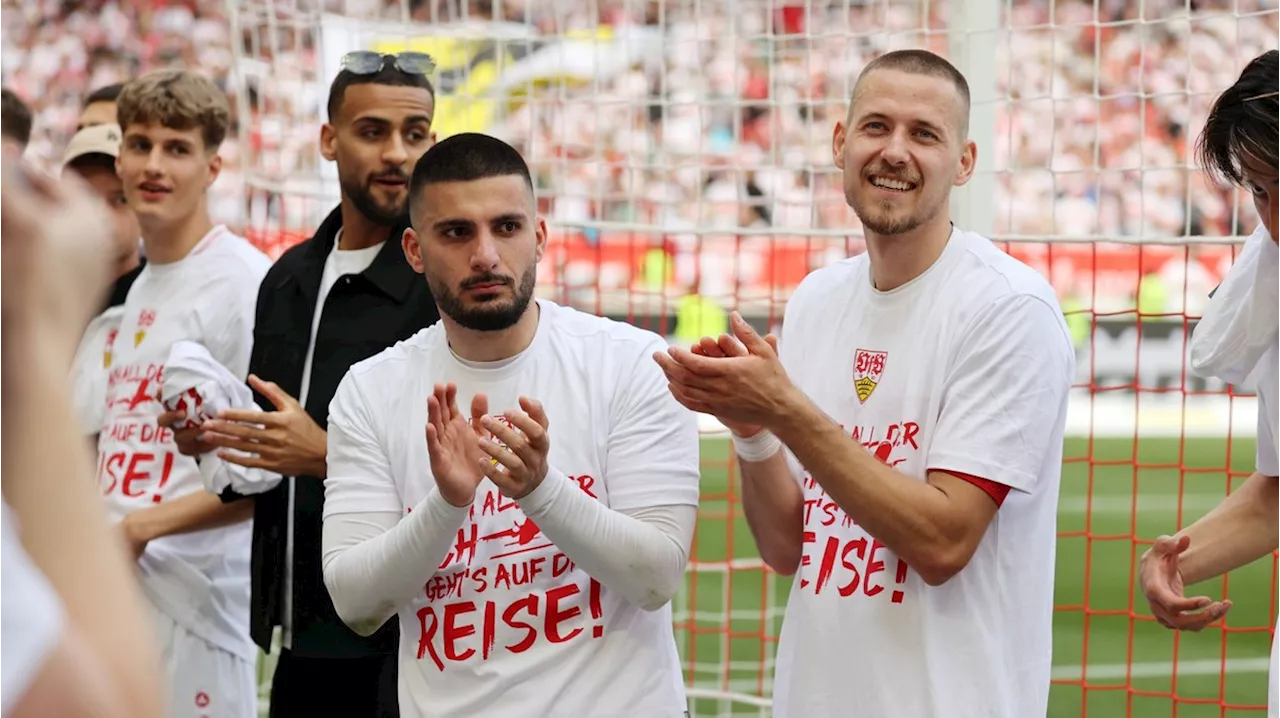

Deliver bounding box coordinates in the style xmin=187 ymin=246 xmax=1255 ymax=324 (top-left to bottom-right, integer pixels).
xmin=927 ymin=294 xmax=1076 ymax=494
xmin=323 ymin=372 xmax=404 ymax=517
xmin=1 ymin=503 xmax=64 ymax=714
xmin=602 ymin=337 xmax=701 ymax=512
xmin=1256 ymin=364 xmax=1278 ymax=477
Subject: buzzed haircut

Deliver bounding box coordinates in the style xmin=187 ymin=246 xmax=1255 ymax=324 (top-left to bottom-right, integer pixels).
xmin=408 ymin=133 xmax=533 ymax=225
xmin=1196 ymin=50 xmax=1278 ymax=188
xmin=116 ymin=70 xmax=231 ymax=151
xmin=327 ymin=58 xmax=436 ymax=122
xmin=84 ymin=83 xmax=124 ymax=107
xmin=853 ymin=49 xmax=972 ymax=138
xmin=2 ymin=88 xmax=32 ymax=148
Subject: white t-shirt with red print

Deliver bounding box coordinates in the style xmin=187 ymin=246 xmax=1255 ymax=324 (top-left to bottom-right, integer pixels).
xmin=323 ymin=299 xmax=700 ymax=718
xmin=94 ymin=225 xmax=270 ymax=661
xmin=770 ymin=227 xmax=1076 ymax=718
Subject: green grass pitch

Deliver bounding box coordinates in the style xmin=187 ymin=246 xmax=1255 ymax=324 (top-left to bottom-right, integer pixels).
xmin=257 ymin=435 xmax=1277 ymax=717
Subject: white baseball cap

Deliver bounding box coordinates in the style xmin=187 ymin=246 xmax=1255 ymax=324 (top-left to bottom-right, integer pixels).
xmin=61 ymin=123 xmax=122 ymax=170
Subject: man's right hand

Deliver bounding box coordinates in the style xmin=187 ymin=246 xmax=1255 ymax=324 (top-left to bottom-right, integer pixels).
xmin=424 ymin=383 xmax=488 ymax=508
xmin=1139 ymin=534 xmax=1231 ymax=631
xmin=689 ymin=333 xmax=775 ymax=439
xmin=158 ymin=410 xmax=216 ymax=457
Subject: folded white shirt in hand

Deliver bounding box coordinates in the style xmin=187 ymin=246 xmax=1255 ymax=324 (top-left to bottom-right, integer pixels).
xmin=161 ymin=340 xmax=282 ymax=496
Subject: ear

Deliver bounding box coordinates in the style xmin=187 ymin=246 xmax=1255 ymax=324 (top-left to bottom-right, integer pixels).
xmin=402 ymin=226 xmax=426 ymax=275
xmin=320 ymin=123 xmax=338 ymax=162
xmin=205 ymin=151 xmax=223 ymax=188
xmin=832 ymin=120 xmax=847 ymax=171
xmin=534 ymin=217 xmax=548 ymax=264
xmin=953 ymin=139 xmax=977 ymax=187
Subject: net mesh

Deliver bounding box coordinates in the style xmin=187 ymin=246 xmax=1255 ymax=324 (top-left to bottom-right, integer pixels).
xmin=223 ymin=0 xmax=1279 ymax=715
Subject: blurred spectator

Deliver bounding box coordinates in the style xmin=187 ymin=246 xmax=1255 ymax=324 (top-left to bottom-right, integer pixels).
xmin=78 ymin=82 xmax=124 ymax=129
xmin=3 ymin=0 xmax=1275 ymax=289
xmin=2 ymin=86 xmax=32 ymax=151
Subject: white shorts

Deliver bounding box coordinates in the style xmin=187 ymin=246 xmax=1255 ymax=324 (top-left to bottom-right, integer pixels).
xmin=151 ymin=603 xmax=257 ymax=718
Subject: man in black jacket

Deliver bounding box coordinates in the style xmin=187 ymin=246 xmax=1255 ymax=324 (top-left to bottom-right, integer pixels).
xmin=167 ymin=52 xmax=442 ymax=717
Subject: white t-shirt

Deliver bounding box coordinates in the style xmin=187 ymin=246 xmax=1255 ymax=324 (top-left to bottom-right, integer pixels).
xmin=95 ymin=225 xmax=270 ymax=661
xmin=324 ymin=299 xmax=699 ymax=718
xmin=1 ymin=502 xmax=65 ymax=715
xmin=770 ymin=227 xmax=1076 ymax=718
xmin=282 ymin=234 xmax=384 ymax=648
xmin=1253 ymin=343 xmax=1279 ymax=718
xmin=70 ymin=305 xmax=127 ymax=437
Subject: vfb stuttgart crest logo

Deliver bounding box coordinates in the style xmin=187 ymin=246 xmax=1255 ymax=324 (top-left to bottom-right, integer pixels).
xmin=853 ymin=349 xmax=887 ymax=404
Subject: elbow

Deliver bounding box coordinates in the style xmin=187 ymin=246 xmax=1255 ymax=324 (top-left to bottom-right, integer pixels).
xmin=912 ymin=541 xmax=976 ymax=587
xmin=331 ymin=599 xmax=393 ymax=638
xmin=761 ymin=542 xmax=803 ymax=577
xmin=322 ymin=570 xmax=393 ymax=637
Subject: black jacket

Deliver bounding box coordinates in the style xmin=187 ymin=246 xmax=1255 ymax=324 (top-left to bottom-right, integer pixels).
xmin=227 ymin=208 xmax=440 ymax=658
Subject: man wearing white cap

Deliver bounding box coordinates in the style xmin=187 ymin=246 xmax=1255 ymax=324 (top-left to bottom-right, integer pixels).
xmin=63 ymin=123 xmax=144 ymax=440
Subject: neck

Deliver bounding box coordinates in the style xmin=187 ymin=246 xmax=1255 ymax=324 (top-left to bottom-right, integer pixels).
xmin=114 ymin=251 xmax=142 ymax=279
xmin=139 ymin=209 xmax=214 ymax=265
xmin=864 ymin=215 xmax=954 ymax=292
xmin=445 ymin=301 xmax=541 ymax=363
xmin=338 ymin=197 xmax=394 ymax=251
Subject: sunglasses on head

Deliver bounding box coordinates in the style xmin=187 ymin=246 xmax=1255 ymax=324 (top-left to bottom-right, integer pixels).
xmin=340 ymin=51 xmax=436 ymax=76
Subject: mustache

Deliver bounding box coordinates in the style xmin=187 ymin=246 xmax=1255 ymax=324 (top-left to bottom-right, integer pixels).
xmin=865 ymin=166 xmax=920 ymax=184
xmin=460 ymin=272 xmax=514 ymax=290
xmin=370 ymin=171 xmax=409 ymax=183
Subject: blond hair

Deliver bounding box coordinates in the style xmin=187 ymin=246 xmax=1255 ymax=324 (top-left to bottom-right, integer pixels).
xmin=116 ymin=70 xmax=230 ymax=151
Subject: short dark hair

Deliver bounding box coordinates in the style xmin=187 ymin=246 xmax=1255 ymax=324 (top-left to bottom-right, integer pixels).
xmin=408 ymin=133 xmax=533 ymax=224
xmin=2 ymin=88 xmax=33 ymax=147
xmin=853 ymin=49 xmax=972 ymax=138
xmin=326 ymin=57 xmax=436 ymax=122
xmin=1196 ymin=50 xmax=1278 ymax=188
xmin=84 ymin=83 xmax=124 ymax=107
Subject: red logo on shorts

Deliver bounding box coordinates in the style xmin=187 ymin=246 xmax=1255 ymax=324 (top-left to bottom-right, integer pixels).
xmin=194 ymin=691 xmax=210 ymax=708
xmin=853 ymin=349 xmax=887 ymax=404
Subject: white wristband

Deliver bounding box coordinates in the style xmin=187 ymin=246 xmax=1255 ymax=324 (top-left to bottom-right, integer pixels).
xmin=732 ymin=430 xmax=782 ymax=463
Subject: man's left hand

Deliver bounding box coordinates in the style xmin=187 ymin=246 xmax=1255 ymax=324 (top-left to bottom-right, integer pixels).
xmin=478 ymin=397 xmax=551 ymax=500
xmin=653 ymin=311 xmax=798 ymax=430
xmin=196 ymin=374 xmax=328 ymax=477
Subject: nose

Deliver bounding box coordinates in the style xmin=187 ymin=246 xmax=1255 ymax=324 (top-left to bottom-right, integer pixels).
xmin=880 ymin=129 xmax=910 ymax=167
xmin=469 ymin=231 xmax=500 ymax=272
xmin=382 ymin=133 xmax=409 ymax=168
xmin=144 ymin=146 xmax=165 ymax=175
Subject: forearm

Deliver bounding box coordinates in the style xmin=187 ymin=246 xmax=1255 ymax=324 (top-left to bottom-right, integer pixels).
xmin=770 ymin=394 xmax=969 ymax=582
xmin=518 ymin=468 xmax=694 ymax=611
xmin=2 ymin=343 xmax=164 ymax=718
xmin=737 ymin=450 xmax=805 ymax=575
xmin=1176 ymin=472 xmax=1278 ymax=586
xmin=322 ymin=489 xmax=470 ymax=635
xmin=127 ymin=490 xmax=255 ymax=542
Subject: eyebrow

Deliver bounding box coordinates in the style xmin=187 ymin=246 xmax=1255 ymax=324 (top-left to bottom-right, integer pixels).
xmin=353 ymin=114 xmax=433 ymax=127
xmin=431 ymin=213 xmax=527 ymax=232
xmin=856 ymin=111 xmax=948 ymax=137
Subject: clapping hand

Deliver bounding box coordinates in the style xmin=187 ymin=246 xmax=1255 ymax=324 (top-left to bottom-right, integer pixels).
xmin=477 ymin=398 xmax=551 ymax=500
xmin=425 ymin=383 xmax=489 ymax=507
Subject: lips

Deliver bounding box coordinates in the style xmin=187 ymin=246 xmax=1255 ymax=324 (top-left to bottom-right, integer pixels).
xmin=372 ymin=175 xmax=408 ymax=188
xmin=137 ymin=182 xmax=171 ymax=200
xmin=869 ymin=175 xmax=916 ymax=192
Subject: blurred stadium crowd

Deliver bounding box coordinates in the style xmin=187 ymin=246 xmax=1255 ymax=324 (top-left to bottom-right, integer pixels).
xmin=3 ymin=0 xmax=1275 ymax=251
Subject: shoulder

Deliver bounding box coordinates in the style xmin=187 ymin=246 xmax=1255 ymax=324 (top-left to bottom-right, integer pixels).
xmin=203 ymin=228 xmax=274 ymax=283
xmin=540 ymin=299 xmax=669 ymax=362
xmin=935 ymin=229 xmax=1069 ymax=342
xmin=344 ymin=324 xmax=441 ymax=390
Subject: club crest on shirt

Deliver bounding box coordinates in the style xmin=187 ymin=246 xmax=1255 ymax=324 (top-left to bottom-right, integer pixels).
xmin=853 ymin=348 xmax=887 ymax=403
xmin=135 ymin=309 xmax=157 ymax=347
xmin=103 ymin=328 xmax=119 ymax=368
